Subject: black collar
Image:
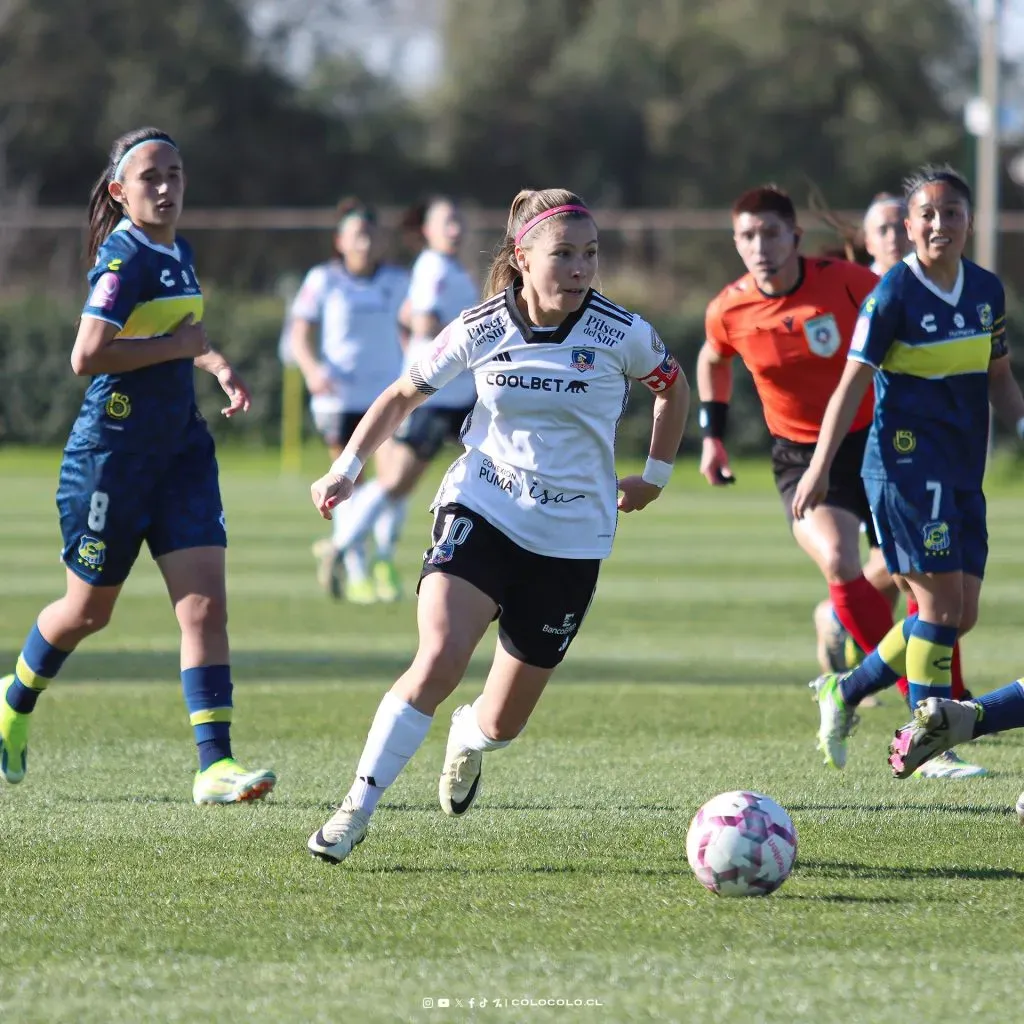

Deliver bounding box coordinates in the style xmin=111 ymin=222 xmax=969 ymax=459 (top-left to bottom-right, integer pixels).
xmin=755 ymin=257 xmax=805 ymax=299
xmin=503 ymin=284 xmax=593 ymax=343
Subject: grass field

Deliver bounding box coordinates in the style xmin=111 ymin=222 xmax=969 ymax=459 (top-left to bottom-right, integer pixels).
xmin=2 ymin=446 xmax=1024 ymax=1024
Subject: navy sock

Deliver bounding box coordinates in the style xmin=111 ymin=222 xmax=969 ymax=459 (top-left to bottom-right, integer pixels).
xmin=839 ymin=616 xmax=916 ymax=706
xmin=5 ymin=624 xmax=70 ymax=714
xmin=181 ymin=665 xmax=233 ymax=771
xmin=972 ymin=680 xmax=1024 ymax=738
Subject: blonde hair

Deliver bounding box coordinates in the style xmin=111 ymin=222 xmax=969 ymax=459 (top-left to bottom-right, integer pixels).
xmin=483 ymin=188 xmax=591 ymax=298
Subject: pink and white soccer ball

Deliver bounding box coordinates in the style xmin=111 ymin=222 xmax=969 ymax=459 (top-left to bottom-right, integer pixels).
xmin=686 ymin=790 xmax=798 ymax=897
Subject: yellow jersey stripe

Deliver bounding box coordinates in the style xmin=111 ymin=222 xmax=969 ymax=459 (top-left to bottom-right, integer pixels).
xmin=189 ymin=707 xmax=233 ymax=726
xmin=15 ymin=654 xmax=52 ymax=691
xmin=117 ymin=295 xmax=203 ymax=340
xmin=882 ymin=333 xmax=991 ymax=378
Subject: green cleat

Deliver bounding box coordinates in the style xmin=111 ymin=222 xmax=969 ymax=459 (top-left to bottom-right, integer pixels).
xmin=0 ymin=676 xmax=30 ymax=784
xmin=345 ymin=576 xmax=378 ymax=605
xmin=192 ymin=758 xmax=276 ymax=805
xmin=372 ymin=559 xmax=402 ymax=603
xmin=810 ymin=672 xmax=859 ymax=769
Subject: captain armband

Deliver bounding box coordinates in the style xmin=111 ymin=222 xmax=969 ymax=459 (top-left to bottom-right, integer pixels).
xmin=698 ymin=401 xmax=729 ymax=440
xmin=638 ymin=354 xmax=680 ymax=394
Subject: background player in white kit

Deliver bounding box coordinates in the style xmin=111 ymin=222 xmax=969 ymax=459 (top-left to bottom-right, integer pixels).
xmin=326 ymin=197 xmax=480 ymax=602
xmin=288 ymin=198 xmax=409 ymax=602
xmin=304 ymin=188 xmax=689 ymax=864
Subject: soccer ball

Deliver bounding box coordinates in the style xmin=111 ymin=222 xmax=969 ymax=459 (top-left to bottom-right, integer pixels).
xmin=686 ymin=790 xmax=798 ymax=897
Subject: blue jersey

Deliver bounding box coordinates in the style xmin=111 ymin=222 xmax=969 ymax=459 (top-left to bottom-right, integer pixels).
xmin=849 ymin=255 xmax=1006 ymax=489
xmin=71 ymin=219 xmax=205 ymax=453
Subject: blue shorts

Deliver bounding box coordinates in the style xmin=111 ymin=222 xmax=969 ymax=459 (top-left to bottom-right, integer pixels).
xmin=864 ymin=476 xmax=987 ymax=579
xmin=57 ymin=429 xmax=226 ymax=587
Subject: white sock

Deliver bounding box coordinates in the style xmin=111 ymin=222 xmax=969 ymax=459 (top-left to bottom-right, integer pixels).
xmin=333 ymin=480 xmax=390 ymax=552
xmin=347 ymin=690 xmax=432 ymax=814
xmin=452 ymin=699 xmax=513 ymax=752
xmin=343 ymin=541 xmax=370 ymax=584
xmin=331 ymin=484 xmax=362 ymax=550
xmin=373 ymin=496 xmax=409 ymax=561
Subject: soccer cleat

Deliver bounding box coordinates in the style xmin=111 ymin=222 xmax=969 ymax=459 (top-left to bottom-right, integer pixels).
xmin=308 ymin=795 xmax=371 ymax=863
xmin=810 ymin=673 xmax=859 ymax=770
xmin=1016 ymin=791 xmax=1024 ymax=826
xmin=312 ymin=538 xmax=343 ymax=600
xmin=372 ymin=559 xmax=402 ymax=603
xmin=912 ymin=748 xmax=988 ymax=779
xmin=439 ymin=707 xmax=483 ymax=816
xmin=888 ymin=697 xmax=979 ymax=779
xmin=345 ymin=576 xmax=378 ymax=605
xmin=0 ymin=679 xmax=29 ymax=784
xmin=192 ymin=758 xmax=276 ymax=805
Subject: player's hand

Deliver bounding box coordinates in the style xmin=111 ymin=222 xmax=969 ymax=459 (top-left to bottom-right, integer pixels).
xmin=310 ymin=472 xmax=354 ymax=520
xmin=303 ymin=362 xmax=334 ymax=396
xmin=617 ymin=475 xmax=662 ymax=513
xmin=700 ymin=437 xmax=735 ymax=486
xmin=173 ymin=313 xmax=210 ymax=359
xmin=215 ymin=365 xmax=252 ymax=417
xmin=792 ymin=464 xmax=829 ymax=521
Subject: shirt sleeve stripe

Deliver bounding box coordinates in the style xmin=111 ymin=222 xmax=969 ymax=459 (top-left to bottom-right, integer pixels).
xmin=409 ymin=365 xmax=437 ymax=396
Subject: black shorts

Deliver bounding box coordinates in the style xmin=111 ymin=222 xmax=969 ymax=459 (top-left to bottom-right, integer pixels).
xmin=772 ymin=427 xmax=878 ymax=546
xmin=312 ymin=409 xmax=365 ymax=448
xmin=419 ymin=503 xmax=600 ymax=669
xmin=395 ymin=405 xmax=473 ymax=462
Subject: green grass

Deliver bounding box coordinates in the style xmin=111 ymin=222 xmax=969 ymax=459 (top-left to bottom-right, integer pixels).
xmin=2 ymin=447 xmax=1024 ymax=1023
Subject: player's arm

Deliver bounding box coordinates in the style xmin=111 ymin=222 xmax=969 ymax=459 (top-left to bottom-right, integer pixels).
xmin=696 ymin=298 xmax=736 ymax=486
xmin=407 ymin=254 xmax=445 ymax=340
xmin=289 ymin=268 xmax=332 ymax=394
xmin=194 ymin=348 xmax=252 ymax=418
xmin=71 ymin=314 xmax=207 ymax=376
xmin=986 ymin=299 xmax=1024 ymax=441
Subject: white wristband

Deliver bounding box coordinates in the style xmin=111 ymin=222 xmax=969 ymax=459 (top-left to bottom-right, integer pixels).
xmin=1016 ymin=416 xmax=1024 ymax=441
xmin=330 ymin=450 xmax=364 ymax=482
xmin=641 ymin=457 xmax=673 ymax=488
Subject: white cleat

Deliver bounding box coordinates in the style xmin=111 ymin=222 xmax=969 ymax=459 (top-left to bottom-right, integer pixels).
xmin=439 ymin=706 xmax=483 ymax=816
xmin=1015 ymin=791 xmax=1024 ymax=826
xmin=888 ymin=697 xmax=980 ymax=779
xmin=307 ymin=795 xmax=370 ymax=863
xmin=912 ymin=748 xmax=988 ymax=779
xmin=810 ymin=673 xmax=859 ymax=770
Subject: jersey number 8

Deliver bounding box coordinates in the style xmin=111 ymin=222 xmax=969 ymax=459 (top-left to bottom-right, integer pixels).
xmin=87 ymin=490 xmax=110 ymax=532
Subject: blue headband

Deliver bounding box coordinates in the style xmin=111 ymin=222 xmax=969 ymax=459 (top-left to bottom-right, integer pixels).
xmin=113 ymin=139 xmax=179 ymax=183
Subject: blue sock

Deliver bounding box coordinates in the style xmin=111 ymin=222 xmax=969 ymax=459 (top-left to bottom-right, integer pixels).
xmin=906 ymin=620 xmax=958 ymax=708
xmin=5 ymin=624 xmax=70 ymax=714
xmin=972 ymin=680 xmax=1024 ymax=738
xmin=181 ymin=665 xmax=233 ymax=771
xmin=840 ymin=616 xmax=916 ymax=706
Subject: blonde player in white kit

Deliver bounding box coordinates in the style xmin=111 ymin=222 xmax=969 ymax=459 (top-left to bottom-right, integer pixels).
xmin=305 ymin=188 xmax=690 ymax=864
xmin=324 ymin=197 xmax=480 ymax=602
xmin=288 ymin=199 xmax=409 ymax=602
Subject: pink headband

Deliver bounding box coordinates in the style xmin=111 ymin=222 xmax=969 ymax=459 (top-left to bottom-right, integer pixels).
xmin=514 ymin=204 xmax=591 ymax=246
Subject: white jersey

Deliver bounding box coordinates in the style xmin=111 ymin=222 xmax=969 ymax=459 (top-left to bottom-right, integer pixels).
xmin=403 ymin=249 xmax=478 ymax=409
xmin=291 ymin=260 xmax=408 ymax=414
xmin=410 ymin=288 xmax=672 ymax=559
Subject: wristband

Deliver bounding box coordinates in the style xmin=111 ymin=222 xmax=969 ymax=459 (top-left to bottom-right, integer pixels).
xmin=1017 ymin=416 xmax=1024 ymax=441
xmin=330 ymin=450 xmax=364 ymax=482
xmin=698 ymin=401 xmax=728 ymax=440
xmin=641 ymin=457 xmax=673 ymax=488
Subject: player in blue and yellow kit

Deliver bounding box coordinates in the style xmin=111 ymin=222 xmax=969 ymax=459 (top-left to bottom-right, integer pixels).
xmin=791 ymin=165 xmax=1024 ymax=770
xmin=0 ymin=127 xmax=276 ymax=804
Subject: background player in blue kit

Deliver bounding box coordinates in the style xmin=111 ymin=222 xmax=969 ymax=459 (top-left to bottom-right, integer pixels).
xmin=0 ymin=127 xmax=276 ymax=804
xmin=791 ymin=165 xmax=1024 ymax=770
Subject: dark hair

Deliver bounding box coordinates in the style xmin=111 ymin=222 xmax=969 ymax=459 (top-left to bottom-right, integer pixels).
xmin=86 ymin=127 xmax=178 ymax=266
xmin=402 ymin=195 xmax=459 ymax=235
xmin=335 ymin=196 xmax=377 ymax=229
xmin=731 ymin=185 xmax=797 ymax=226
xmin=903 ymin=165 xmax=972 ymax=207
xmin=483 ymin=188 xmax=591 ymax=298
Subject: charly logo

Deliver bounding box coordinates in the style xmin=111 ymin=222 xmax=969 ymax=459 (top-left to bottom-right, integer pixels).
xmin=571 ymin=348 xmax=596 ymax=372
xmin=76 ymin=535 xmax=106 ymax=570
xmin=922 ymin=520 xmax=951 ymax=554
xmin=977 ymin=303 xmax=993 ymax=329
xmin=105 ymin=392 xmax=131 ymax=420
xmin=893 ymin=430 xmax=916 ymax=454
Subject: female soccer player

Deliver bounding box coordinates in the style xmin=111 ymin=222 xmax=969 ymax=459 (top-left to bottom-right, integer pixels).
xmin=0 ymin=127 xmax=276 ymax=803
xmin=793 ymin=165 xmax=1024 ymax=771
xmin=304 ymin=188 xmax=689 ymax=863
xmin=324 ymin=197 xmax=480 ymax=602
xmin=289 ymin=199 xmax=409 ymax=602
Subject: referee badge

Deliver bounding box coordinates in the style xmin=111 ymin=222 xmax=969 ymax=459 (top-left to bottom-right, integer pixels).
xmin=803 ymin=313 xmax=841 ymax=358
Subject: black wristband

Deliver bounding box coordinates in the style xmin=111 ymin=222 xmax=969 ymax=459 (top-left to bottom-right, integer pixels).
xmin=698 ymin=401 xmax=728 ymax=440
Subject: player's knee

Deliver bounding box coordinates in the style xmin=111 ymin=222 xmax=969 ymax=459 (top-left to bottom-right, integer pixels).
xmin=822 ymin=548 xmax=860 ymax=583
xmin=408 ymin=642 xmax=470 ymax=695
xmin=475 ymin=709 xmax=523 ymax=743
xmin=958 ymin=604 xmax=979 ymax=636
xmin=175 ymin=593 xmax=228 ymax=638
xmin=70 ymin=602 xmax=114 ymax=635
